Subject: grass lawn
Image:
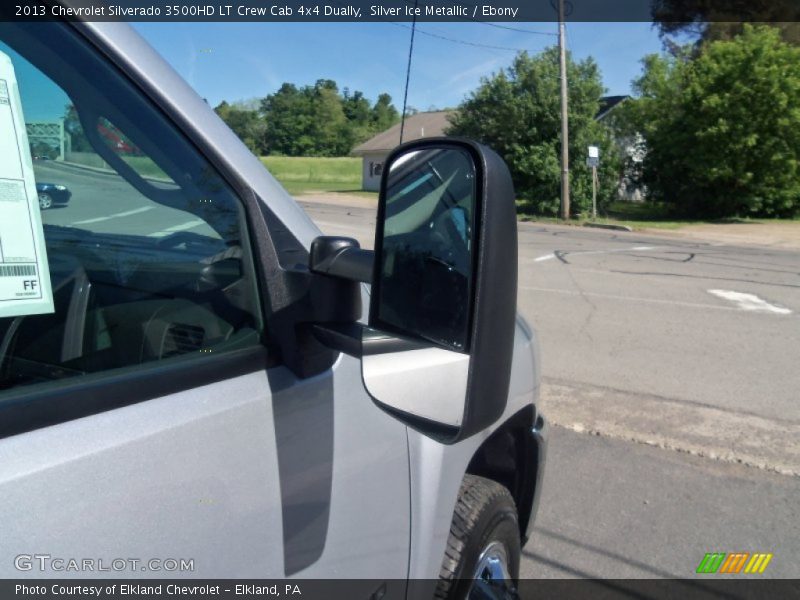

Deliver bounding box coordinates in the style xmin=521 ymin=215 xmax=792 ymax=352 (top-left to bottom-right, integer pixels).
xmin=260 ymin=156 xmax=364 ymax=195
xmin=597 ymin=202 xmax=800 ymax=230
xmin=518 ymin=201 xmax=800 ymax=230
xmin=517 ymin=200 xmax=697 ymax=229
xmin=120 ymin=156 xmax=171 ymax=180
xmin=66 ymin=153 xmax=172 ymax=181
xmin=588 ymin=202 xmax=706 ymax=230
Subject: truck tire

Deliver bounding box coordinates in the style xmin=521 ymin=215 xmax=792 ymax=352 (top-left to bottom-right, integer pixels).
xmin=435 ymin=474 xmax=521 ymax=599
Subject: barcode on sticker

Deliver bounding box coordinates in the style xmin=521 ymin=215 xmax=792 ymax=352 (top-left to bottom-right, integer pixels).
xmin=0 ymin=264 xmax=36 ymax=277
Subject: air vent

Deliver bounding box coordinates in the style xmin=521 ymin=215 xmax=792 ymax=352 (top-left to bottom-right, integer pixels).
xmin=162 ymin=323 xmax=205 ymax=357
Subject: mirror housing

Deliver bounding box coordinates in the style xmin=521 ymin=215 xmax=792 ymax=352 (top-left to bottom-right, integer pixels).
xmin=310 ymin=138 xmax=517 ymax=443
xmin=370 ymin=138 xmax=517 ymax=441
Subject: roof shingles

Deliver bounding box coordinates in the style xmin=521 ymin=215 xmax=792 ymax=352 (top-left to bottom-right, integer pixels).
xmin=351 ymin=111 xmax=453 ymax=155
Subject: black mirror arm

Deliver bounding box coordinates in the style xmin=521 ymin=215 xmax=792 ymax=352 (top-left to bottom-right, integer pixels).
xmin=311 ymin=323 xmax=431 ymax=358
xmin=309 ymin=236 xmax=374 ymax=283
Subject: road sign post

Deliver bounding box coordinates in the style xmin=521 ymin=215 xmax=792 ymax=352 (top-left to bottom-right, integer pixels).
xmin=587 ymin=146 xmax=600 ymax=220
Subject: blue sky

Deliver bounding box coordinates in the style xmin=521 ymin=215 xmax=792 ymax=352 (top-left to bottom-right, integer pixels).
xmin=132 ymin=22 xmax=666 ymax=111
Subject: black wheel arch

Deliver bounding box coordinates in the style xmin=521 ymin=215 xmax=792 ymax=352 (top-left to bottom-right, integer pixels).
xmin=465 ymin=405 xmax=541 ymax=544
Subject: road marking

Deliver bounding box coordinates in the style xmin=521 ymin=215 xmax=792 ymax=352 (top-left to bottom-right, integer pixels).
xmin=707 ymin=289 xmax=792 ymax=315
xmin=69 ymin=206 xmax=154 ymax=225
xmin=531 ymin=246 xmax=655 ymax=263
xmin=148 ymin=220 xmax=206 ymax=237
xmin=522 ymin=286 xmax=744 ymax=312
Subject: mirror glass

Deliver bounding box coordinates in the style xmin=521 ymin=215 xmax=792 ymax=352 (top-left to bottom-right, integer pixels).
xmin=374 ymin=147 xmax=477 ymax=351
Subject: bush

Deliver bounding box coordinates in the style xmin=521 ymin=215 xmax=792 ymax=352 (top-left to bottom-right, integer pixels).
xmin=447 ymin=49 xmax=621 ymax=217
xmin=622 ymin=26 xmax=800 ymax=218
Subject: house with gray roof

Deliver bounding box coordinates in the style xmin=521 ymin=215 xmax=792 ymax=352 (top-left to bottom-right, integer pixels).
xmin=351 ymin=98 xmax=638 ymax=195
xmin=351 ymin=111 xmax=453 ymax=191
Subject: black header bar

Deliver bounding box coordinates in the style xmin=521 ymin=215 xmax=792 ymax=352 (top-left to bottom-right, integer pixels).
xmin=3 ymin=579 xmax=800 ymax=600
xmin=3 ymin=0 xmax=800 ymax=23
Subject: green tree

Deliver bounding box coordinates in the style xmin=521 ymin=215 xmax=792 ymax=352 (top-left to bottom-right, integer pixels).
xmin=342 ymin=88 xmax=371 ymax=126
xmin=622 ymin=25 xmax=800 ymax=217
xmin=259 ymin=82 xmax=399 ymax=156
xmin=652 ymin=0 xmax=800 ymax=48
xmin=214 ymin=101 xmax=266 ymax=153
xmin=308 ymin=79 xmax=350 ymax=156
xmin=342 ymin=88 xmax=375 ymax=150
xmin=447 ymin=49 xmax=620 ymax=216
xmin=64 ymin=104 xmax=91 ymax=152
xmin=260 ymin=83 xmax=316 ymax=155
xmin=372 ymin=93 xmax=400 ymax=132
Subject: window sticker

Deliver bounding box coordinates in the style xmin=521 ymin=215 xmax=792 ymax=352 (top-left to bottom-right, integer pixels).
xmin=0 ymin=51 xmax=54 ymax=317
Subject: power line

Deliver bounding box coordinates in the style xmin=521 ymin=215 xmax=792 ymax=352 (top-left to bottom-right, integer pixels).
xmin=480 ymin=22 xmax=558 ymax=36
xmin=388 ymin=21 xmax=529 ymax=52
xmin=396 ymin=0 xmax=557 ymax=36
xmin=325 ymin=0 xmax=557 ymax=50
xmin=399 ymin=0 xmax=419 ymax=143
xmin=385 ymin=22 xmax=575 ymax=88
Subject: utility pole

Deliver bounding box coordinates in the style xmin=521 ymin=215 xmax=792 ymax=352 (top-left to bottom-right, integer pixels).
xmin=558 ymin=0 xmax=570 ymax=220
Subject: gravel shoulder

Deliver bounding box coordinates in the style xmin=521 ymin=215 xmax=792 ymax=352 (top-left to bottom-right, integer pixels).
xmin=540 ymin=379 xmax=800 ymax=477
xmin=641 ymin=222 xmax=800 ymax=250
xmin=296 ymin=191 xmax=377 ymax=210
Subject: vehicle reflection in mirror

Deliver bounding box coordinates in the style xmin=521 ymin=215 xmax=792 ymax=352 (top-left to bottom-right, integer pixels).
xmin=375 ymin=147 xmax=476 ymax=352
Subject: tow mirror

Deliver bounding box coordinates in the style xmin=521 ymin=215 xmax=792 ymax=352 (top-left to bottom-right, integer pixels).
xmin=311 ymin=138 xmax=517 ymax=442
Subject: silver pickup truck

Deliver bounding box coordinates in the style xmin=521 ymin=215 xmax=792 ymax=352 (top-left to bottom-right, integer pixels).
xmin=0 ymin=17 xmax=546 ymax=599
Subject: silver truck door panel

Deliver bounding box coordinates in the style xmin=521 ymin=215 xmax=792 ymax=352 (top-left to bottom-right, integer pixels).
xmin=270 ymin=354 xmax=410 ymax=579
xmin=0 ymin=372 xmax=284 ymax=577
xmin=0 ymin=356 xmax=411 ymax=580
xmin=286 ymin=353 xmax=410 ymax=578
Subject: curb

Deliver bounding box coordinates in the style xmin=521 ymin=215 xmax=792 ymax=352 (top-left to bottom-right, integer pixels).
xmin=583 ymin=222 xmax=633 ymax=232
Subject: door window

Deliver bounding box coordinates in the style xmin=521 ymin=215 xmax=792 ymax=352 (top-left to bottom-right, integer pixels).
xmin=0 ymin=24 xmax=263 ymax=398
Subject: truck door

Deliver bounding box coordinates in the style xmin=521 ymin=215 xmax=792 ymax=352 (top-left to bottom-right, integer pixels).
xmin=0 ymin=22 xmax=409 ymax=585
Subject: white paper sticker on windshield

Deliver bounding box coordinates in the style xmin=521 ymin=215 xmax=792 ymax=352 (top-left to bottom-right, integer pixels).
xmin=0 ymin=51 xmax=54 ymax=318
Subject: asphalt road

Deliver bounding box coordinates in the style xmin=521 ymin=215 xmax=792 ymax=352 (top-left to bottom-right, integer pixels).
xmin=34 ymin=161 xmax=218 ymax=239
xmin=523 ymin=426 xmax=799 ymax=579
xmin=296 ymin=195 xmax=800 ymax=476
xmin=296 ymin=194 xmax=800 ymax=579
